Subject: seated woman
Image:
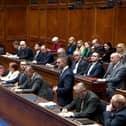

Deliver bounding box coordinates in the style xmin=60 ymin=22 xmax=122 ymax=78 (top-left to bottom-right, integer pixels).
xmin=101 ymin=41 xmax=115 ymax=63
xmin=0 ymin=62 xmax=19 ymax=86
xmin=82 ymin=41 xmax=92 ymax=59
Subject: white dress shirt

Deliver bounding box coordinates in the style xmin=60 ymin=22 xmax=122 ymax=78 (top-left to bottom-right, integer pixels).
xmin=0 ymin=70 xmax=19 ymax=82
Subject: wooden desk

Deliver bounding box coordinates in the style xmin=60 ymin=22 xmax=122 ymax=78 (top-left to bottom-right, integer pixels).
xmin=116 ymin=89 xmax=126 ymax=97
xmin=0 ymin=55 xmax=106 ymax=99
xmin=0 ymin=86 xmax=76 ymax=126
xmin=0 ymin=86 xmax=102 ymax=126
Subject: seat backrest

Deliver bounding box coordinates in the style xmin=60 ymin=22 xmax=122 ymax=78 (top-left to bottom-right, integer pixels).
xmin=38 ymin=80 xmax=53 ymax=101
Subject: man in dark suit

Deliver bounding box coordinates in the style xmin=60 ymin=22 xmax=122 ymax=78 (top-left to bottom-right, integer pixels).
xmin=17 ymin=41 xmax=33 ymax=60
xmin=84 ymin=52 xmax=104 ymax=78
xmin=71 ymin=50 xmax=87 ymax=75
xmin=61 ymin=82 xmax=103 ymax=124
xmin=37 ymin=45 xmax=54 ymax=65
xmin=104 ymin=94 xmax=126 ymax=126
xmin=32 ymin=43 xmax=42 ymax=64
xmin=14 ymin=65 xmax=43 ymax=95
xmin=97 ymin=52 xmax=126 ymax=97
xmin=16 ymin=60 xmax=28 ymax=86
xmin=53 ymin=57 xmax=74 ymax=106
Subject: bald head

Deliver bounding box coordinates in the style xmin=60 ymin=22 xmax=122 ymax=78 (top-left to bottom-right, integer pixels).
xmin=20 ymin=40 xmax=26 ymax=49
xmin=52 ymin=36 xmax=59 ymax=43
xmin=57 ymin=48 xmax=66 ymax=57
xmin=110 ymin=52 xmax=121 ymax=64
xmin=41 ymin=45 xmax=47 ymax=53
xmin=116 ymin=43 xmax=126 ymax=54
xmin=73 ymin=50 xmax=81 ymax=61
xmin=74 ymin=82 xmax=87 ymax=94
xmin=111 ymin=94 xmax=126 ymax=109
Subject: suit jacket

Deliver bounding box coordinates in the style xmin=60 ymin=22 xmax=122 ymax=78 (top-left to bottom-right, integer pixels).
xmin=104 ymin=62 xmax=126 ymax=89
xmin=33 ymin=50 xmax=42 ymax=62
xmin=18 ymin=71 xmax=28 ymax=86
xmin=71 ymin=59 xmax=87 ymax=75
xmin=37 ymin=51 xmax=54 ymax=65
xmin=17 ymin=47 xmax=33 ymax=60
xmin=102 ymin=48 xmax=115 ymax=63
xmin=56 ymin=67 xmax=74 ymax=106
xmin=103 ymin=107 xmax=126 ymax=126
xmin=38 ymin=80 xmax=53 ymax=101
xmin=66 ymin=44 xmax=76 ymax=55
xmin=65 ymin=91 xmax=103 ymax=123
xmin=84 ymin=62 xmax=105 ymax=78
xmin=20 ymin=72 xmax=43 ymax=95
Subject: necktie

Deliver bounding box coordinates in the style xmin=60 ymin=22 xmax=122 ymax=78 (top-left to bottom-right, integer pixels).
xmin=80 ymin=99 xmax=84 ymax=112
xmin=22 ymin=49 xmax=25 ymax=57
xmin=87 ymin=63 xmax=95 ymax=76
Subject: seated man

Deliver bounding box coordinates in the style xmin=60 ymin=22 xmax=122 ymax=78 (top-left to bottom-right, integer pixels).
xmin=103 ymin=94 xmax=126 ymax=126
xmin=17 ymin=40 xmax=33 ymax=60
xmin=84 ymin=52 xmax=105 ymax=78
xmin=61 ymin=82 xmax=103 ymax=124
xmin=97 ymin=52 xmax=126 ymax=97
xmin=32 ymin=43 xmax=42 ymax=64
xmin=71 ymin=50 xmax=87 ymax=75
xmin=0 ymin=65 xmax=8 ymax=77
xmin=16 ymin=60 xmax=28 ymax=86
xmin=37 ymin=45 xmax=54 ymax=65
xmin=14 ymin=65 xmax=43 ymax=95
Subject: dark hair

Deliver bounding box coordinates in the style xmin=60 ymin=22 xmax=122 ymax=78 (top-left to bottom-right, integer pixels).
xmin=104 ymin=41 xmax=113 ymax=49
xmin=10 ymin=62 xmax=18 ymax=70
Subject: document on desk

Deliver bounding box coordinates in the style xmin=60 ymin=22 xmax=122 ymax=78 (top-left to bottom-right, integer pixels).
xmin=38 ymin=101 xmax=57 ymax=109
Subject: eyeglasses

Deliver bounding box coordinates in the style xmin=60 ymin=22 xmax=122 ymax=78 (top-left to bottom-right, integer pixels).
xmin=117 ymin=46 xmax=122 ymax=48
xmin=56 ymin=61 xmax=61 ymax=64
xmin=91 ymin=55 xmax=97 ymax=57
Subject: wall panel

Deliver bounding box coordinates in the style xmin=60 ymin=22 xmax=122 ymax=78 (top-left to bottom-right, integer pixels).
xmin=95 ymin=8 xmax=114 ymax=44
xmin=82 ymin=8 xmax=95 ymax=41
xmin=46 ymin=9 xmax=58 ymax=38
xmin=28 ymin=8 xmax=40 ymax=39
xmin=0 ymin=9 xmax=4 ymax=41
xmin=6 ymin=7 xmax=26 ymax=40
xmin=57 ymin=8 xmax=68 ymax=40
xmin=0 ymin=1 xmax=126 ymax=53
xmin=40 ymin=9 xmax=47 ymax=41
xmin=115 ymin=7 xmax=126 ymax=45
xmin=68 ymin=9 xmax=83 ymax=39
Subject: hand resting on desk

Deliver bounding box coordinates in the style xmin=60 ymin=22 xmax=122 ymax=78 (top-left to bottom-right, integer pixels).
xmin=14 ymin=88 xmax=23 ymax=92
xmin=58 ymin=111 xmax=74 ymax=118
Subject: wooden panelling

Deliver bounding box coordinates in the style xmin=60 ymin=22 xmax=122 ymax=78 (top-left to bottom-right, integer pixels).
xmin=68 ymin=9 xmax=83 ymax=39
xmin=95 ymin=8 xmax=115 ymax=44
xmin=0 ymin=9 xmax=4 ymax=41
xmin=28 ymin=8 xmax=40 ymax=39
xmin=4 ymin=0 xmax=28 ymax=5
xmin=47 ymin=9 xmax=58 ymax=37
xmin=40 ymin=9 xmax=47 ymax=40
xmin=115 ymin=7 xmax=126 ymax=45
xmin=5 ymin=7 xmax=26 ymax=39
xmin=57 ymin=9 xmax=68 ymax=40
xmin=0 ymin=0 xmax=126 ymax=52
xmin=82 ymin=8 xmax=95 ymax=41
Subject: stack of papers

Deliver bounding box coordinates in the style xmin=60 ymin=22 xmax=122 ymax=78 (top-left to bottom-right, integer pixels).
xmin=38 ymin=101 xmax=57 ymax=109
